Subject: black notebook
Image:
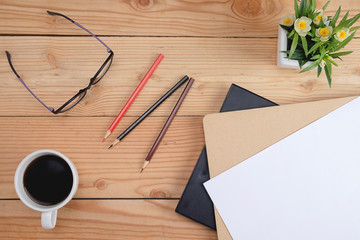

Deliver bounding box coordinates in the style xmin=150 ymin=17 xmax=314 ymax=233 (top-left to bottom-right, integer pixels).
xmin=175 ymin=84 xmax=278 ymax=229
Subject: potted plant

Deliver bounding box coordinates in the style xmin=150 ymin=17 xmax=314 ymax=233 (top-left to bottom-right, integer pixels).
xmin=277 ymin=0 xmax=360 ymax=86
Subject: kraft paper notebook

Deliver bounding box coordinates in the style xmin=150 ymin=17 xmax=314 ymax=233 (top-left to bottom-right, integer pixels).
xmin=202 ymin=96 xmax=357 ymax=240
xmin=175 ymin=84 xmax=277 ymax=229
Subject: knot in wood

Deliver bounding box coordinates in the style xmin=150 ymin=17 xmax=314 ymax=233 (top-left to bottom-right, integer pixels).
xmin=94 ymin=179 xmax=108 ymax=190
xmin=47 ymin=53 xmax=58 ymax=68
xmin=136 ymin=0 xmax=153 ymax=9
xmin=302 ymin=79 xmax=317 ymax=91
xmin=150 ymin=189 xmax=168 ymax=198
xmin=232 ymin=0 xmax=269 ymax=18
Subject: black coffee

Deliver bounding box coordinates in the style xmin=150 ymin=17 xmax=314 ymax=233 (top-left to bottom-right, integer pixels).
xmin=23 ymin=154 xmax=73 ymax=206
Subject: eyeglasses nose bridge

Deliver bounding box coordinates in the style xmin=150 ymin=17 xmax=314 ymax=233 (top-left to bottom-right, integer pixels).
xmin=87 ymin=78 xmax=96 ymax=88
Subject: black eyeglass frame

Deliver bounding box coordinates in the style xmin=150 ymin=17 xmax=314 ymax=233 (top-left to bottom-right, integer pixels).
xmin=5 ymin=10 xmax=114 ymax=114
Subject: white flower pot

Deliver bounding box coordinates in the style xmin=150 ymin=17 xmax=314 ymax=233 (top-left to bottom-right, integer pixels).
xmin=277 ymin=26 xmax=313 ymax=69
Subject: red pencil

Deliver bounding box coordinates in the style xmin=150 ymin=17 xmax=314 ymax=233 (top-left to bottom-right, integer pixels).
xmin=102 ymin=53 xmax=164 ymax=142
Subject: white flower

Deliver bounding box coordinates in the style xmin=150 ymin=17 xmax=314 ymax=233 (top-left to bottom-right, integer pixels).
xmin=319 ymin=59 xmax=326 ymax=68
xmin=313 ymin=9 xmax=328 ymax=25
xmin=280 ymin=14 xmax=295 ymax=26
xmin=315 ymin=26 xmax=333 ymax=42
xmin=320 ymin=56 xmax=333 ymax=68
xmin=294 ymin=17 xmax=312 ymax=36
xmin=334 ymin=28 xmax=350 ymax=42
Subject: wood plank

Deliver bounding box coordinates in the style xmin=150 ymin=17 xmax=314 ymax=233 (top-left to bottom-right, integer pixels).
xmin=0 ymin=0 xmax=359 ymax=37
xmin=1 ymin=36 xmax=360 ymax=117
xmin=0 ymin=199 xmax=217 ymax=239
xmin=0 ymin=116 xmax=204 ymax=199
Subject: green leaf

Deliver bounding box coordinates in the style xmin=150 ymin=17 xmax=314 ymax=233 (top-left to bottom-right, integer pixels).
xmin=311 ymin=54 xmax=321 ymax=60
xmin=288 ymin=29 xmax=296 ymax=38
xmin=280 ymin=24 xmax=293 ymax=32
xmin=300 ymin=58 xmax=321 ymax=73
xmin=317 ymin=66 xmax=322 ymax=77
xmin=311 ymin=25 xmax=316 ymax=36
xmin=311 ymin=0 xmax=316 ymax=13
xmin=308 ymin=41 xmax=327 ymax=55
xmin=299 ymin=61 xmax=304 ymax=68
xmin=334 ymin=14 xmax=360 ymax=33
xmin=339 ymin=11 xmax=349 ymax=25
xmin=324 ymin=61 xmax=332 ymax=87
xmin=330 ymin=6 xmax=341 ymax=28
xmin=299 ymin=0 xmax=307 ymax=16
xmin=291 ymin=55 xmax=307 ymax=61
xmin=339 ymin=11 xmax=349 ymax=24
xmin=329 ymin=51 xmax=353 ymax=58
xmin=332 ymin=31 xmax=355 ymax=52
xmin=327 ymin=58 xmax=338 ymax=66
xmin=322 ymin=1 xmax=330 ymax=11
xmin=320 ymin=16 xmax=325 ymax=28
xmin=334 ymin=21 xmax=348 ymax=33
xmin=312 ymin=11 xmax=321 ymax=21
xmin=282 ymin=49 xmax=307 ymax=60
xmin=304 ymin=0 xmax=312 ymax=16
xmin=326 ymin=39 xmax=339 ymax=52
xmin=346 ymin=13 xmax=360 ymax=28
xmin=311 ymin=38 xmax=320 ymax=42
xmin=350 ymin=26 xmax=360 ymax=32
xmin=300 ymin=36 xmax=309 ymax=56
xmin=301 ymin=60 xmax=309 ymax=68
xmin=320 ymin=45 xmax=326 ymax=57
xmin=294 ymin=0 xmax=300 ymax=18
xmin=292 ymin=53 xmax=307 ymax=60
xmin=289 ymin=33 xmax=299 ymax=59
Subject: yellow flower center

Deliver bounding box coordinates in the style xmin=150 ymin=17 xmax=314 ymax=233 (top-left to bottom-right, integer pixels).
xmin=319 ymin=28 xmax=329 ymax=37
xmin=298 ymin=21 xmax=307 ymax=30
xmin=339 ymin=30 xmax=346 ymax=39
xmin=283 ymin=18 xmax=291 ymax=25
xmin=317 ymin=15 xmax=322 ymax=22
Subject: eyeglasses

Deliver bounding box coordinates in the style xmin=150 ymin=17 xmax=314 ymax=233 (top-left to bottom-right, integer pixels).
xmin=5 ymin=11 xmax=114 ymax=114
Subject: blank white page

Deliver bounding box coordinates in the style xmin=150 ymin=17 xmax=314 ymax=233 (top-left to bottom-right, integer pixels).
xmin=204 ymin=97 xmax=360 ymax=240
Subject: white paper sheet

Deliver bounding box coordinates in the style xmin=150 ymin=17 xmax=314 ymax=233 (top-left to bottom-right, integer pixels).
xmin=204 ymin=97 xmax=360 ymax=240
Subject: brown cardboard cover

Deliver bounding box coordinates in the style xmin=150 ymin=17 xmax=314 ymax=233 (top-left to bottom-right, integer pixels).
xmin=203 ymin=96 xmax=356 ymax=240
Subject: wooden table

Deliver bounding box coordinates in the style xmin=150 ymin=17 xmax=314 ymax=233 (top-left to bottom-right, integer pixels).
xmin=1 ymin=0 xmax=360 ymax=239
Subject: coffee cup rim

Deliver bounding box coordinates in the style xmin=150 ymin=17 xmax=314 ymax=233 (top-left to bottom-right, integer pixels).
xmin=14 ymin=149 xmax=78 ymax=212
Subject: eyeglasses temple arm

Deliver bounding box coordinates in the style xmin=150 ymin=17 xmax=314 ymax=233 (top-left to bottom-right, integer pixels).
xmin=5 ymin=51 xmax=55 ymax=113
xmin=47 ymin=10 xmax=112 ymax=53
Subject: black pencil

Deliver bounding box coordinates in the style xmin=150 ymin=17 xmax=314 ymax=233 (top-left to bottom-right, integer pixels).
xmin=140 ymin=77 xmax=195 ymax=173
xmin=108 ymin=75 xmax=189 ymax=149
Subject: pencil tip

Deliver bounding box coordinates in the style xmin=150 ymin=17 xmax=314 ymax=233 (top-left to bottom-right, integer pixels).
xmin=108 ymin=144 xmax=113 ymax=149
xmin=103 ymin=130 xmax=111 ymax=142
xmin=140 ymin=160 xmax=149 ymax=173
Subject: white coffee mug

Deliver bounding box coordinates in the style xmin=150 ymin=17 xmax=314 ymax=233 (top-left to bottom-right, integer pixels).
xmin=14 ymin=150 xmax=78 ymax=229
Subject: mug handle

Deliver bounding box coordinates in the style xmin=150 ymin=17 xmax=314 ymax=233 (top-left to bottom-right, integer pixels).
xmin=41 ymin=210 xmax=57 ymax=229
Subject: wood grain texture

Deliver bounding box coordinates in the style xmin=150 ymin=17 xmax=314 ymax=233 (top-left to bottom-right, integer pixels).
xmin=1 ymin=36 xmax=360 ymax=117
xmin=0 ymin=0 xmax=359 ymax=37
xmin=0 ymin=117 xmax=204 ymax=198
xmin=0 ymin=116 xmax=204 ymax=199
xmin=0 ymin=200 xmax=217 ymax=239
xmin=2 ymin=1 xmax=360 ymax=238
